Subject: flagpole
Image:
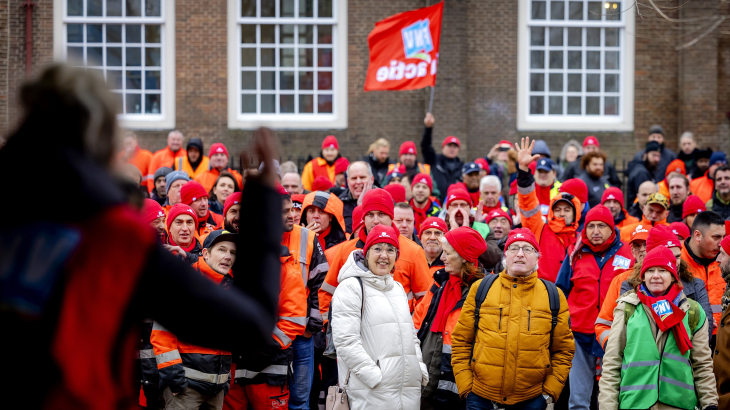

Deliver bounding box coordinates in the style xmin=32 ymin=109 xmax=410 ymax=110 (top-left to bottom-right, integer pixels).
xmin=428 ymin=85 xmax=435 ymax=113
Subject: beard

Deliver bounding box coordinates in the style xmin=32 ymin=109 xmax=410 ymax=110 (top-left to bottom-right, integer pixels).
xmin=645 ymin=160 xmax=658 ymax=171
xmin=587 ymin=167 xmax=604 ymax=178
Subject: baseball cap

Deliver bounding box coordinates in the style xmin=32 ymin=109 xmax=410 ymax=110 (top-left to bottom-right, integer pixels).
xmin=535 ymin=158 xmax=555 ymax=172
xmin=629 ymin=224 xmax=650 ymax=245
xmin=646 ymin=193 xmax=669 ymax=210
xmin=442 ymin=136 xmax=461 ymax=148
xmin=583 ymin=136 xmax=599 ymax=148
xmin=203 ymin=229 xmax=237 ymax=250
xmin=462 ymin=162 xmax=480 ymax=175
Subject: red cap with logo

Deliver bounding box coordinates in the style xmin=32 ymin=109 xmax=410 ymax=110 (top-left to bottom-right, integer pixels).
xmin=411 ymin=173 xmax=433 ymax=192
xmin=445 ymin=188 xmax=473 ymax=208
xmin=444 ymin=226 xmax=488 ymax=265
xmin=180 ymin=181 xmax=208 ymax=205
xmin=166 ymin=203 xmax=198 ymax=232
xmin=363 ymin=225 xmax=400 ymax=255
xmin=142 ymin=199 xmax=166 ymax=224
xmin=442 ymin=136 xmax=461 ymax=148
xmin=629 ymin=224 xmax=650 ymax=245
xmin=560 ymin=179 xmax=589 ymax=204
xmin=504 ymin=228 xmax=540 ymax=253
xmin=646 ymin=225 xmax=680 ymax=252
xmin=484 ymin=208 xmax=513 ymax=228
xmin=665 ymin=159 xmax=686 ymax=178
xmin=223 ymin=192 xmax=242 ymax=217
xmin=641 ymin=246 xmax=678 ymax=280
xmin=384 ymin=183 xmax=406 ymax=203
xmin=399 ymin=141 xmax=417 ymax=156
xmin=322 ymin=135 xmax=339 ymax=150
xmin=601 ymin=187 xmax=625 ymax=209
xmin=419 ymin=216 xmax=448 ymax=236
xmin=682 ymin=195 xmax=706 ymax=220
xmin=583 ymin=136 xmax=599 ymax=147
xmin=209 ymin=143 xmax=229 ymax=158
xmin=669 ymin=222 xmax=690 ymax=241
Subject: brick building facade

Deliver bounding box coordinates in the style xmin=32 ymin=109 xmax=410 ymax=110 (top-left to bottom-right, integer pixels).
xmin=0 ymin=0 xmax=728 ymax=172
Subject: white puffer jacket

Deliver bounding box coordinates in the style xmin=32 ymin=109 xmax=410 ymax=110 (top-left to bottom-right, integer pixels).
xmin=332 ymin=250 xmax=428 ymax=410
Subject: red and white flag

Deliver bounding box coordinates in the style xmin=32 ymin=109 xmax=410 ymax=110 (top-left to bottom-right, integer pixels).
xmin=363 ymin=2 xmax=443 ymax=92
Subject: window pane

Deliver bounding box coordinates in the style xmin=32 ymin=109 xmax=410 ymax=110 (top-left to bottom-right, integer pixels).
xmin=530 ymin=96 xmax=545 ymax=114
xmin=586 ymin=51 xmax=600 ymax=69
xmin=242 ymin=94 xmax=256 ymax=113
xmin=68 ymin=24 xmax=83 ymax=43
xmin=241 ymin=48 xmax=256 ymax=66
xmin=549 ymin=51 xmax=563 ymax=69
xmin=568 ymin=51 xmax=581 ymax=69
xmin=532 ymin=1 xmax=546 ymax=19
xmin=280 ymin=48 xmax=294 ymax=67
xmin=587 ymin=28 xmax=600 ymax=46
xmin=281 ymin=0 xmax=295 ymax=17
xmin=605 ymin=28 xmax=619 ymax=47
xmin=569 ymin=1 xmax=583 ymax=19
xmin=280 ymin=95 xmax=295 ymax=113
xmin=531 ymin=50 xmax=545 ymax=69
xmin=88 ymin=47 xmax=103 ymax=66
xmin=606 ymin=2 xmax=621 ymax=21
xmin=605 ymin=73 xmax=619 ymax=92
xmin=107 ymin=47 xmax=122 ymax=66
xmin=241 ymin=0 xmax=255 ymax=17
xmin=112 ymin=92 xmax=123 ymax=112
xmin=126 ymin=70 xmax=142 ymax=89
xmin=568 ymin=27 xmax=581 ymax=46
xmin=126 ymin=0 xmax=141 ymax=16
xmin=586 ymin=74 xmax=600 ymax=92
xmin=549 ymin=73 xmax=563 ymax=91
xmin=107 ymin=25 xmax=122 ymax=42
xmin=299 ymin=94 xmax=314 ymax=113
xmin=145 ymin=70 xmax=161 ymax=89
xmin=126 ymin=47 xmax=141 ymax=66
xmin=586 ymin=96 xmax=600 ymax=114
xmin=107 ymin=70 xmax=123 ymax=89
xmin=87 ymin=25 xmax=103 ymax=43
xmin=299 ymin=0 xmax=313 ymax=17
xmin=126 ymin=94 xmax=142 ymax=114
xmin=549 ymin=27 xmax=563 ymax=46
xmin=127 ymin=25 xmax=142 ymax=43
xmin=605 ymin=96 xmax=619 ymax=115
xmin=568 ymin=73 xmax=581 ymax=91
xmin=318 ymin=95 xmax=333 ymax=113
xmin=568 ymin=96 xmax=581 ymax=114
xmin=261 ymin=25 xmax=276 ymax=43
xmin=530 ymin=73 xmax=545 ymax=91
xmin=108 ymin=0 xmax=122 ymax=16
xmin=281 ymin=25 xmax=295 ymax=44
xmin=605 ymin=51 xmax=619 ymax=69
xmin=261 ymin=94 xmax=275 ymax=113
xmin=299 ymin=71 xmax=313 ymax=90
xmin=145 ymin=94 xmax=161 ymax=113
xmin=299 ymin=48 xmax=313 ymax=67
xmin=146 ymin=25 xmax=161 ymax=43
xmin=68 ymin=0 xmax=83 ymax=16
xmin=261 ymin=71 xmax=275 ymax=90
xmin=299 ymin=25 xmax=314 ymax=44
xmin=261 ymin=48 xmax=276 ymax=66
xmin=145 ymin=0 xmax=161 ymax=17
xmin=67 ymin=47 xmax=83 ymax=63
xmin=145 ymin=48 xmax=161 ymax=66
xmin=241 ymin=25 xmax=256 ymax=43
xmin=318 ymin=0 xmax=332 ymax=18
xmin=241 ymin=71 xmax=256 ymax=90
xmin=318 ymin=72 xmax=332 ymax=90
xmin=588 ymin=2 xmax=602 ymax=20
xmin=318 ymin=25 xmax=332 ymax=44
xmin=281 ymin=71 xmax=295 ymax=90
xmin=530 ymin=27 xmax=545 ymax=46
xmin=88 ymin=0 xmax=103 ymax=16
xmin=550 ymin=1 xmax=564 ymax=19
xmin=549 ymin=96 xmax=563 ymax=114
xmin=318 ymin=48 xmax=332 ymax=67
xmin=261 ymin=0 xmax=275 ymax=17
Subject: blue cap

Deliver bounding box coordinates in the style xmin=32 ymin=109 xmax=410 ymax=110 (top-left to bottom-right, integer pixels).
xmin=710 ymin=151 xmax=727 ymax=167
xmin=461 ymin=162 xmax=481 ymax=175
xmin=165 ymin=170 xmax=190 ymax=195
xmin=535 ymin=158 xmax=556 ymax=172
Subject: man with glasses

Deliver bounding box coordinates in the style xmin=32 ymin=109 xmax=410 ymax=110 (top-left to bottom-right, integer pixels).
xmin=556 ymin=205 xmax=633 ymax=410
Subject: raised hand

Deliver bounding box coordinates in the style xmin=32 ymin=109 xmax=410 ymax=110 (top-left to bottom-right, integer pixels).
xmin=240 ymin=127 xmax=281 ymax=188
xmin=515 ymin=137 xmax=541 ymax=172
xmin=424 ymin=112 xmax=435 ymax=128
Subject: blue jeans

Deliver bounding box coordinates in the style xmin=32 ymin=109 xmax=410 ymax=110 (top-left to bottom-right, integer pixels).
xmin=568 ymin=343 xmax=596 ymax=410
xmin=288 ymin=335 xmax=314 ymax=410
xmin=466 ymin=392 xmax=547 ymax=410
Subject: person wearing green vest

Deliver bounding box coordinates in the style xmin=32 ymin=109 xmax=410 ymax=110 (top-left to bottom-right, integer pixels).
xmin=599 ymin=246 xmax=718 ymax=410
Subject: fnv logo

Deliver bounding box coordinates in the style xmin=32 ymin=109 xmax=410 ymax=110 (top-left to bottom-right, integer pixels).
xmin=515 ymin=233 xmax=524 ymax=238
xmin=187 ymin=209 xmax=194 ymax=215
xmin=157 ymin=211 xmax=164 ymax=217
xmin=402 ymin=19 xmax=434 ymax=62
xmin=327 ymin=144 xmax=335 ymax=148
xmin=652 ymin=299 xmax=673 ymax=321
xmin=380 ymin=231 xmax=390 ymax=238
xmin=431 ymin=221 xmax=439 ymax=226
xmin=492 ymin=211 xmax=499 ymax=216
xmin=419 ymin=178 xmax=427 ymax=184
xmin=408 ymin=148 xmax=415 ymax=153
xmin=216 ymin=147 xmax=224 ymax=153
xmin=667 ymin=261 xmax=673 ymax=269
xmin=607 ymin=194 xmax=615 ymax=199
xmin=449 ymin=194 xmax=456 ymax=200
xmin=667 ymin=241 xmax=674 ymax=247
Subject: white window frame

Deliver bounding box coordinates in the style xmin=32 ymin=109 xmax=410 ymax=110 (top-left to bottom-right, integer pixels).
xmin=517 ymin=0 xmax=634 ymax=131
xmin=53 ymin=0 xmax=176 ymax=130
xmin=227 ymin=0 xmax=348 ymax=130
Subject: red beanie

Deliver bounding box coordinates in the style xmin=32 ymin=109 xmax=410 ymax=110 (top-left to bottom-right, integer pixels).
xmin=474 ymin=158 xmax=489 ymax=172
xmin=209 ymin=142 xmax=229 ymax=158
xmin=322 ymin=135 xmax=339 ymax=150
xmin=665 ymin=159 xmax=686 ymax=178
xmin=484 ymin=208 xmax=513 ymax=228
xmin=166 ymin=203 xmax=198 ymax=232
xmin=411 ymin=173 xmax=433 ymax=192
xmin=384 ymin=184 xmax=406 ymax=203
xmin=601 ymin=187 xmax=625 ymax=209
xmin=445 ymin=188 xmax=473 ymax=208
xmin=361 ymin=188 xmax=395 ymax=220
xmin=334 ymin=157 xmax=349 ymax=174
xmin=223 ymin=192 xmax=242 ymax=218
xmin=585 ymin=204 xmax=615 ymax=231
xmin=641 ymin=246 xmax=678 ymax=280
xmin=275 ymin=182 xmax=288 ymax=195
xmin=669 ymin=222 xmax=690 ymax=241
xmin=399 ymin=141 xmax=417 ymax=156
xmin=313 ymin=176 xmax=334 ymax=192
xmin=442 ymin=136 xmax=461 ymax=148
xmin=560 ymin=179 xmax=589 ymax=204
xmin=142 ymin=199 xmax=165 ymax=224
xmin=504 ymin=228 xmax=540 ymax=253
xmin=419 ymin=216 xmax=448 ymax=236
xmin=363 ymin=225 xmax=400 ymax=256
xmin=499 ymin=140 xmax=513 ymax=147
xmin=682 ymin=195 xmax=706 ymax=219
xmin=444 ymin=226 xmax=488 ymax=265
xmin=583 ymin=136 xmax=599 ymax=147
xmin=180 ymin=181 xmax=208 ymax=205
xmin=352 ymin=205 xmax=364 ymax=233
xmin=721 ymin=235 xmax=730 ymax=257
xmin=646 ymin=225 xmax=681 ymax=252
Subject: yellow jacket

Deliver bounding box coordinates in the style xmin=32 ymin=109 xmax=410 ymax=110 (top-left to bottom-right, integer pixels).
xmin=450 ymin=271 xmax=575 ymax=404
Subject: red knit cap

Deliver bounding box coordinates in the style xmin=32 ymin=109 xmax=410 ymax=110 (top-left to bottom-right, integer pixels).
xmin=682 ymin=195 xmax=706 ymax=219
xmin=363 ymin=225 xmax=400 ymax=256
xmin=334 ymin=157 xmax=349 ymax=174
xmin=484 ymin=208 xmax=513 ymax=228
xmin=209 ymin=142 xmax=228 ymax=158
xmin=560 ymin=179 xmax=589 ymax=204
xmin=445 ymin=188 xmax=473 ymax=208
xmin=504 ymin=228 xmax=540 ymax=253
xmin=411 ymin=173 xmax=433 ymax=192
xmin=585 ymin=204 xmax=615 ymax=231
xmin=641 ymin=246 xmax=678 ymax=280
xmin=646 ymin=225 xmax=681 ymax=252
xmin=362 ymin=188 xmax=395 ymax=220
xmin=721 ymin=235 xmax=730 ymax=257
xmin=499 ymin=140 xmax=513 ymax=147
xmin=419 ymin=216 xmax=448 ymax=236
xmin=180 ymin=181 xmax=208 ymax=205
xmin=322 ymin=135 xmax=339 ymax=150
xmin=384 ymin=184 xmax=406 ymax=203
xmin=444 ymin=226 xmax=488 ymax=265
xmin=166 ymin=203 xmax=198 ymax=232
xmin=223 ymin=192 xmax=242 ymax=218
xmin=142 ymin=199 xmax=165 ymax=224
xmin=312 ymin=176 xmax=333 ymax=191
xmin=275 ymin=182 xmax=288 ymax=195
xmin=399 ymin=141 xmax=417 ymax=156
xmin=665 ymin=159 xmax=686 ymax=178
xmin=352 ymin=205 xmax=364 ymax=233
xmin=583 ymin=136 xmax=599 ymax=147
xmin=669 ymin=222 xmax=690 ymax=241
xmin=474 ymin=158 xmax=489 ymax=172
xmin=442 ymin=136 xmax=461 ymax=148
xmin=601 ymin=187 xmax=625 ymax=209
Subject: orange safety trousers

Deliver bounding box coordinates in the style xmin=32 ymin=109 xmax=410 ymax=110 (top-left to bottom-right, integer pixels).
xmin=223 ymin=365 xmax=289 ymax=410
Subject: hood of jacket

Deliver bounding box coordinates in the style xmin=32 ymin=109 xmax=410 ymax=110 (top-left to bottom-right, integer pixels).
xmin=547 ymin=192 xmax=581 ymax=237
xmin=301 ymin=190 xmax=347 ymax=240
xmin=338 ymin=249 xmax=395 ymax=292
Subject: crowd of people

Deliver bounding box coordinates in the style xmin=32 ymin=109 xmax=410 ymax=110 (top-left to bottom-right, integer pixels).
xmin=6 ymin=64 xmax=730 ymax=410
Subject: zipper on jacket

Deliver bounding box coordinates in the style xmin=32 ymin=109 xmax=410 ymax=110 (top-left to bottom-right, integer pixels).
xmin=499 ymin=307 xmax=503 ymax=330
xmin=528 ymin=309 xmax=531 ymax=331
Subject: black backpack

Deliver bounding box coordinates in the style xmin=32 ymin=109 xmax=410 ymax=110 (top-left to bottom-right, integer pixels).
xmin=469 ymin=274 xmax=561 ymax=359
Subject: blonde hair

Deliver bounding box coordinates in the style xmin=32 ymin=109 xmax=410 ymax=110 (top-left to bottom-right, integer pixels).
xmin=368 ymin=138 xmax=390 ymax=154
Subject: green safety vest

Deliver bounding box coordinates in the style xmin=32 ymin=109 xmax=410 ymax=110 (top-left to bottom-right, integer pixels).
xmin=619 ymin=299 xmax=705 ymax=410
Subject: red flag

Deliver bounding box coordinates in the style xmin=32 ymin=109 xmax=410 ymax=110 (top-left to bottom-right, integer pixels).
xmin=364 ymin=2 xmax=443 ymax=92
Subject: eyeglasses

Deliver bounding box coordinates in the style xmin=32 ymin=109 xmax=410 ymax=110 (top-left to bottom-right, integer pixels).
xmin=631 ymin=242 xmax=647 ymax=250
xmin=586 ymin=223 xmax=609 ymax=231
xmin=370 ymin=245 xmax=398 ymax=256
xmin=507 ymin=245 xmax=536 ymax=255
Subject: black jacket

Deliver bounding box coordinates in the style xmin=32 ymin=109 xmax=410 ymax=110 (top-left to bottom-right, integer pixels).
xmin=667 ymin=203 xmax=684 ymax=223
xmin=628 ymin=201 xmax=644 ymax=220
xmin=578 ymin=171 xmax=612 ymax=209
xmin=629 ymin=145 xmax=677 ymax=180
xmin=364 ymin=153 xmax=391 ymax=185
xmin=338 ymin=189 xmax=359 ymax=233
xmin=560 ymin=157 xmax=622 ymax=188
xmin=421 ymin=126 xmax=463 ymax=202
xmin=627 ymin=161 xmax=656 ymax=205
xmin=707 ymin=191 xmax=730 ymax=220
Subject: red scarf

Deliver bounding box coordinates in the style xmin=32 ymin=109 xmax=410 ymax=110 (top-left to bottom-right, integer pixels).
xmin=167 ymin=233 xmax=197 ymax=253
xmin=317 ymin=225 xmax=331 ymax=250
xmin=581 ymin=227 xmax=616 ymax=254
xmin=431 ymin=275 xmax=462 ymax=333
xmin=410 ymin=198 xmax=429 ymax=232
xmin=637 ymin=284 xmax=692 ymax=355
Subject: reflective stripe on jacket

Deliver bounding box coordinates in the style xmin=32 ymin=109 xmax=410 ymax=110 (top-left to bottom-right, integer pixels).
xmin=174 ymin=155 xmax=210 ymax=180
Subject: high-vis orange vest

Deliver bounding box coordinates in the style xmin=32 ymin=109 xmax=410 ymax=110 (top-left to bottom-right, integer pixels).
xmin=174 ymin=155 xmax=210 ymax=180
xmin=681 ymin=244 xmax=724 ymax=334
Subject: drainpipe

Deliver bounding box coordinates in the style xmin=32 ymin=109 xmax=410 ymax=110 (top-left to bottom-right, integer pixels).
xmin=22 ymin=0 xmax=35 ymax=76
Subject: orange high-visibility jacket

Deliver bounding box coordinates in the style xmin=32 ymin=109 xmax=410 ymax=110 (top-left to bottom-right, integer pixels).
xmin=615 ymin=209 xmax=640 ymax=230
xmin=174 ymin=155 xmax=210 ymax=180
xmin=682 ymin=244 xmax=724 ymax=334
xmin=619 ymin=216 xmax=668 ymax=243
xmin=119 ymin=147 xmax=153 ymax=185
xmin=690 ymin=173 xmax=714 ymax=203
xmin=196 ymin=211 xmax=224 ymax=244
xmin=594 ymin=268 xmax=633 ymax=348
xmin=148 ymin=147 xmax=187 ymax=192
xmin=195 ymin=168 xmax=244 ymax=193
xmin=301 ymin=158 xmax=335 ymax=192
